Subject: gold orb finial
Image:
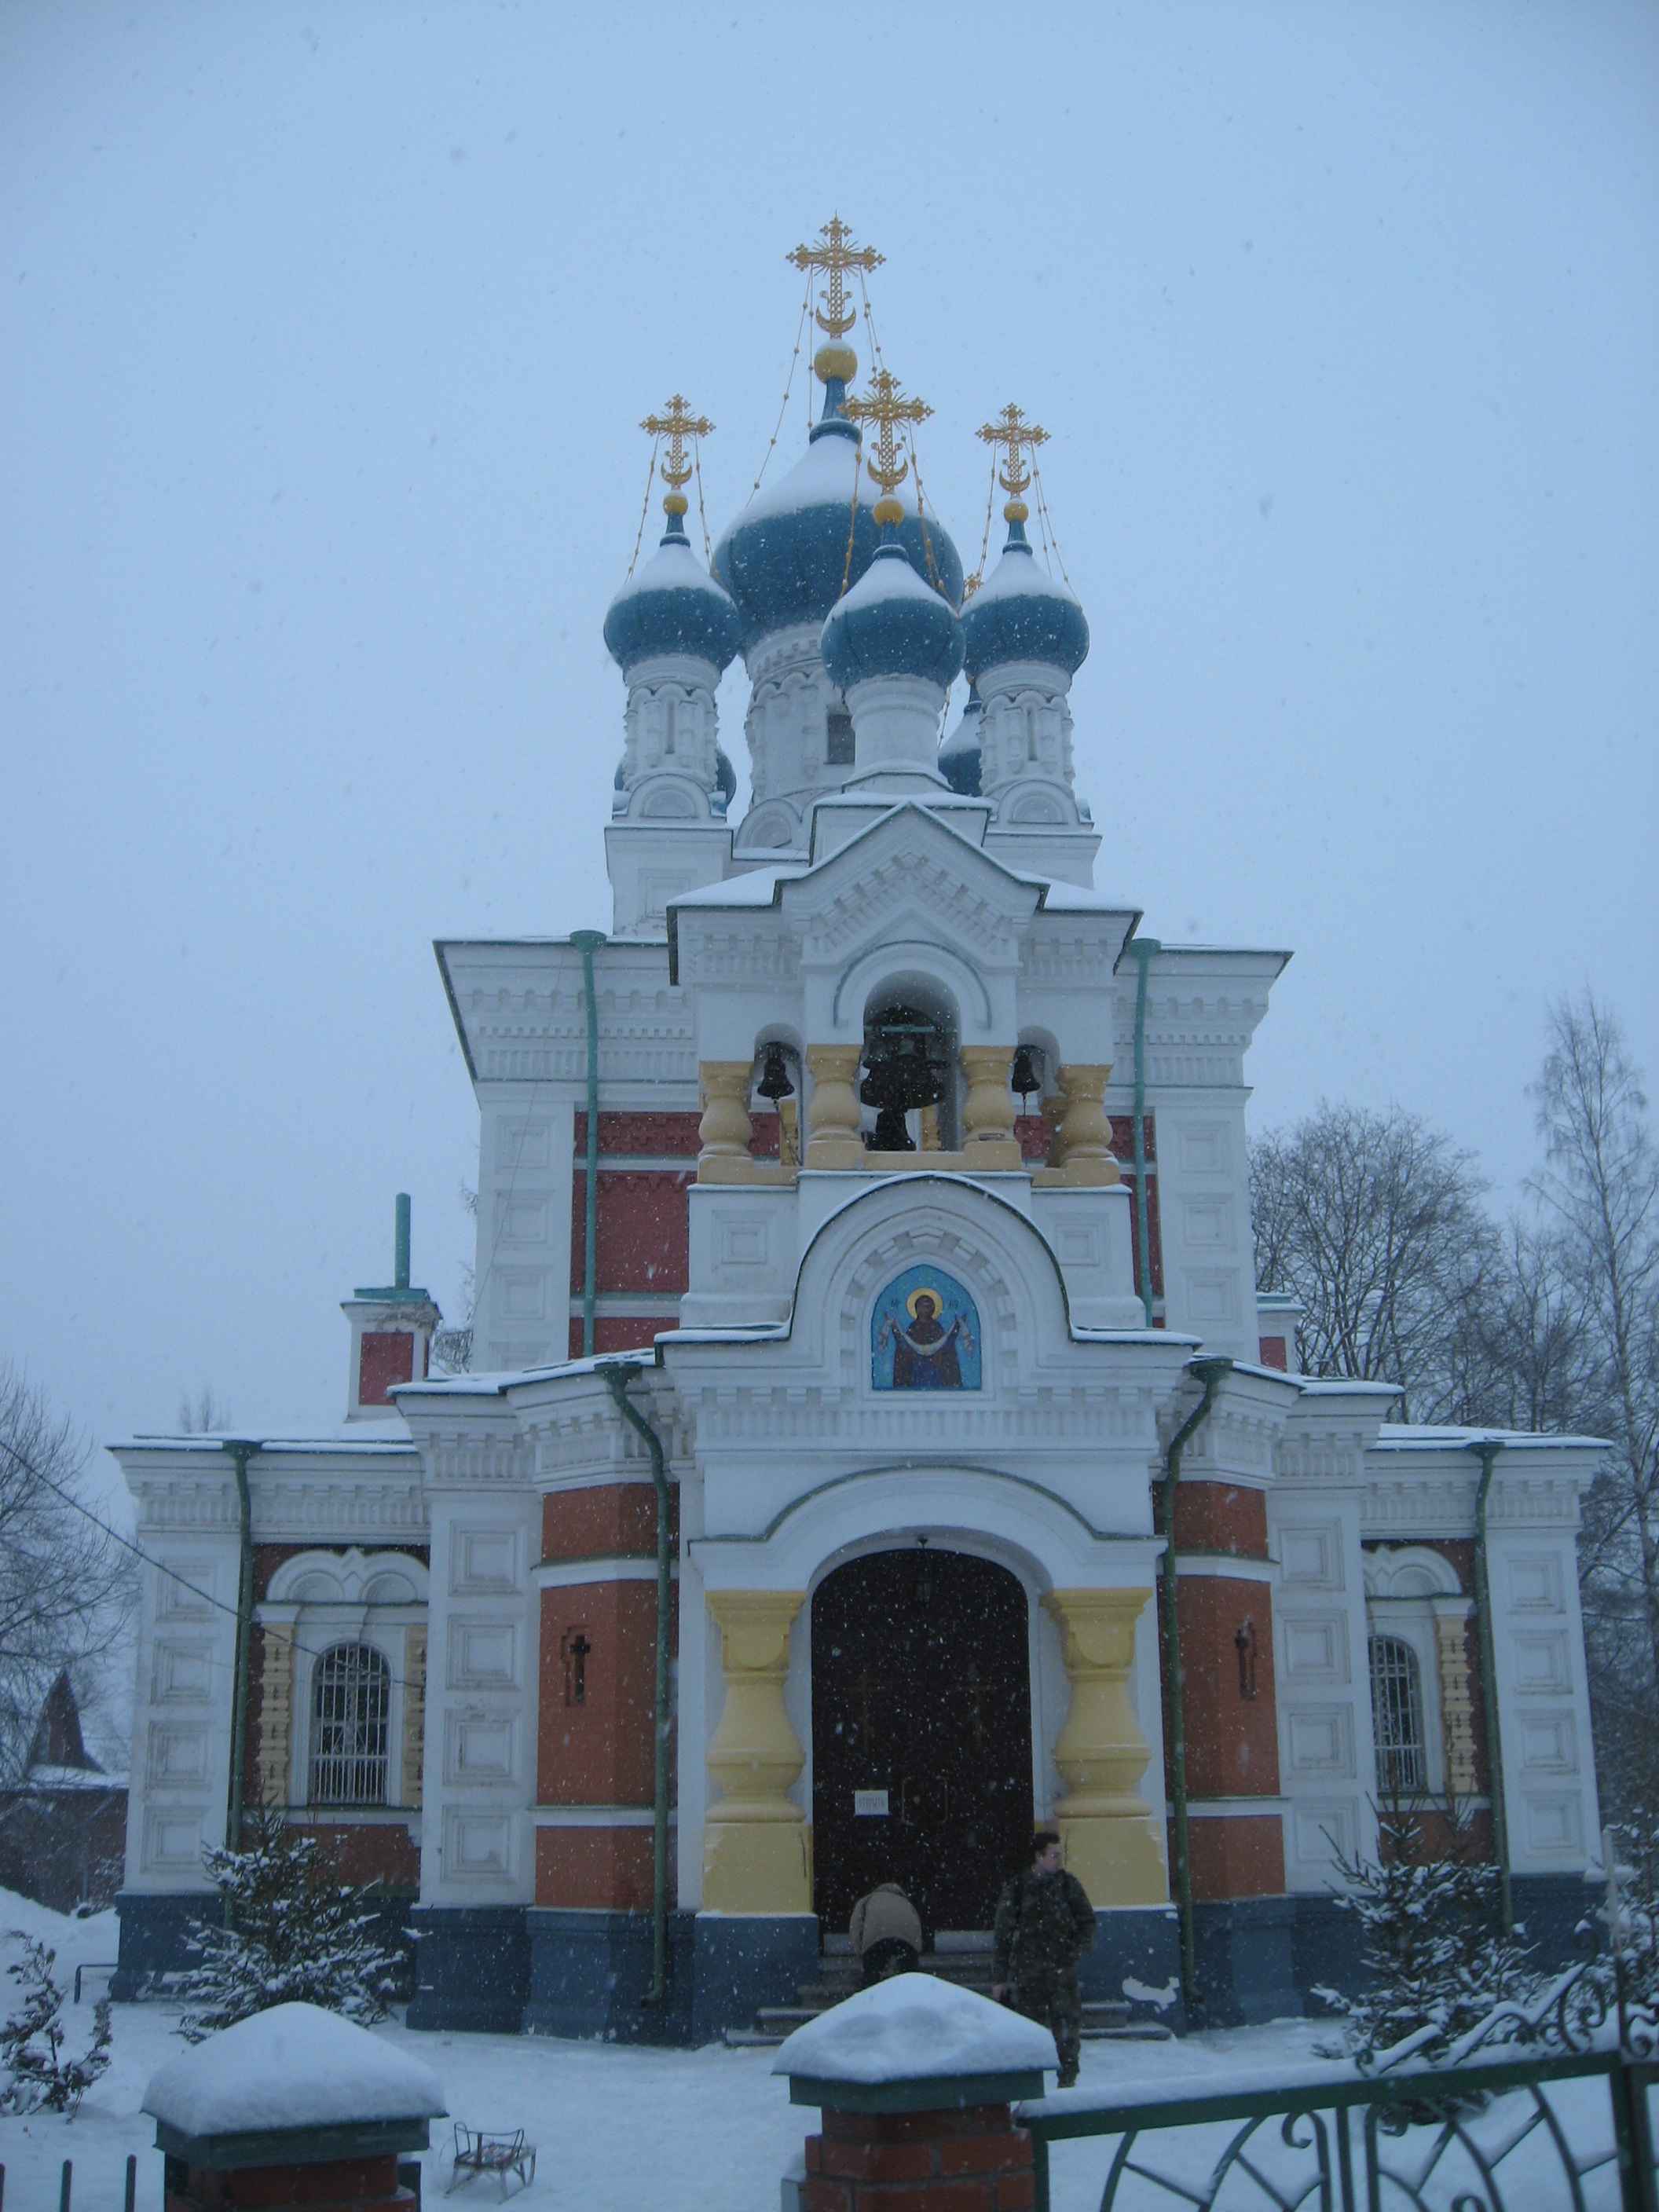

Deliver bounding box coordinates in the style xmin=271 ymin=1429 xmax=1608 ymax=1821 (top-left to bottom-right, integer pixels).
xmin=787 ymin=214 xmax=883 ymax=386
xmin=844 ymin=368 xmax=932 ymax=525
xmin=641 ymin=393 xmax=715 ymax=518
xmin=976 ymin=402 xmax=1049 ymax=523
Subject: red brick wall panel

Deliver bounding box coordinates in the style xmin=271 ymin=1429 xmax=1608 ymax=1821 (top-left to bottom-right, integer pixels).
xmin=1171 ymin=1483 xmax=1269 ymax=1559
xmin=1183 ymin=1813 xmax=1286 ymax=1899
xmin=1258 ymin=1336 xmax=1288 ymax=1371
xmin=566 ymin=1313 xmax=677 ymax=1359
xmin=569 ymin=1170 xmax=692 ymax=1296
xmin=541 ymin=1484 xmax=677 ymax=1563
xmin=1159 ymin=1579 xmax=1280 ymax=1800
xmin=537 ymin=1582 xmax=676 ymax=1805
xmin=534 ymin=1823 xmax=667 ymax=1911
xmin=573 ymin=1111 xmax=701 ymax=1157
xmin=358 ymin=1331 xmax=414 ymax=1407
xmin=289 ymin=1820 xmax=420 ymax=1890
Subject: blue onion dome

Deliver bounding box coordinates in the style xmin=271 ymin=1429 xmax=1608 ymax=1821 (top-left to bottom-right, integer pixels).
xmin=712 ymin=392 xmax=964 ymax=654
xmin=603 ymin=510 xmax=741 ymax=679
xmin=960 ymin=517 xmax=1089 ymax=685
xmin=821 ymin=540 xmax=965 ymax=693
xmin=938 ymin=685 xmax=983 ymax=795
xmin=714 ymin=747 xmax=737 ymax=810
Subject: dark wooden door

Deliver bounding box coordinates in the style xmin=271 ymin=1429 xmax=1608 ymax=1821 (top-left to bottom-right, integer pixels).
xmin=811 ymin=1548 xmax=1033 ymax=1938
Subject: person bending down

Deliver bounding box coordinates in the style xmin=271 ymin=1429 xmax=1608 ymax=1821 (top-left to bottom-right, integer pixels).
xmin=850 ymin=1883 xmax=923 ymax=1987
xmin=991 ymin=1832 xmax=1095 ymax=2089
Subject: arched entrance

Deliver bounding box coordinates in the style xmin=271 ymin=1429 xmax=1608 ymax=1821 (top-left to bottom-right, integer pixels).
xmin=811 ymin=1547 xmax=1033 ymax=1936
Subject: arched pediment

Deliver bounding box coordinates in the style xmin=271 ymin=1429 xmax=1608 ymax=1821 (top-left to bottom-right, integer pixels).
xmin=266 ymin=1546 xmax=430 ymax=1606
xmin=1364 ymin=1544 xmax=1463 ymax=1599
xmin=692 ymin=1461 xmax=1161 ymax=1595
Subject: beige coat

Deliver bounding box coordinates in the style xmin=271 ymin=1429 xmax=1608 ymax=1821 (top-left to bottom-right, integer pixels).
xmin=849 ymin=1884 xmax=923 ymax=1957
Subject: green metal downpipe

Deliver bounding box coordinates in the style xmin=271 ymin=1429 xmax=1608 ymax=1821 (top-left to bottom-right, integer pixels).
xmin=222 ymin=1439 xmax=258 ymax=1860
xmin=571 ymin=931 xmax=606 ymax=1358
xmin=600 ymin=1361 xmax=672 ymax=2009
xmin=1468 ymin=1439 xmax=1514 ymax=1936
xmin=1159 ymin=1358 xmax=1232 ymax=2011
xmin=1130 ymin=937 xmax=1161 ymax=1327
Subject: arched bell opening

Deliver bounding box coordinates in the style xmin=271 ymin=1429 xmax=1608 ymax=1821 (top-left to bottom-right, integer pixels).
xmin=749 ymin=1029 xmax=804 ymax=1169
xmin=859 ymin=974 xmax=962 ymax=1154
xmin=809 ymin=1545 xmax=1033 ymax=1939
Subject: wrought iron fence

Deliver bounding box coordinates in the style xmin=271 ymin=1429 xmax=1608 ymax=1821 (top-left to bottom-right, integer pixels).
xmin=1022 ymin=1883 xmax=1659 ymax=2212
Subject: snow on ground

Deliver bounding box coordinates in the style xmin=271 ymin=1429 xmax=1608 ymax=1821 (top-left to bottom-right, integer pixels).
xmin=0 ymin=1894 xmax=1632 ymax=2210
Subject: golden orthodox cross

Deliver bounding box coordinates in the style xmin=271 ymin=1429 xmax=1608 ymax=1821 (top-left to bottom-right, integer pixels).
xmin=641 ymin=394 xmax=714 ymax=517
xmin=976 ymin=401 xmax=1049 ymax=523
xmin=844 ymin=368 xmax=931 ymax=523
xmin=787 ymin=214 xmax=884 ymax=341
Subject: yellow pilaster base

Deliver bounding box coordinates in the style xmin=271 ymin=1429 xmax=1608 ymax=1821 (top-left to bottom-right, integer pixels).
xmin=703 ymin=1590 xmax=812 ymax=1914
xmin=1042 ymin=1588 xmax=1167 ymax=1906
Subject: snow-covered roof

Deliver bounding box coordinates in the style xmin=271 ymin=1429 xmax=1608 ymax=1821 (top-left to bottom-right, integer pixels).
xmin=143 ymin=2003 xmax=446 ymax=2140
xmin=772 ymin=1975 xmax=1056 ymax=2086
xmin=1369 ymin=1425 xmax=1610 ymax=1453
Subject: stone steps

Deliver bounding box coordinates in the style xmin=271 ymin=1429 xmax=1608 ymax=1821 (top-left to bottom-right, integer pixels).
xmin=724 ymin=1936 xmax=1173 ymax=2046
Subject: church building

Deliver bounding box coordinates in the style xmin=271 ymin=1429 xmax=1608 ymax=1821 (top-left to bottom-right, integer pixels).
xmin=109 ymin=222 xmax=1605 ymax=2042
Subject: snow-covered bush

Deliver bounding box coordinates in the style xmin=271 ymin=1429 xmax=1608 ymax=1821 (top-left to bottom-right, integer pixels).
xmin=1 ymin=1932 xmax=111 ymax=2113
xmin=175 ymin=1807 xmax=402 ymax=2044
xmin=1317 ymin=1806 xmax=1543 ymax=2067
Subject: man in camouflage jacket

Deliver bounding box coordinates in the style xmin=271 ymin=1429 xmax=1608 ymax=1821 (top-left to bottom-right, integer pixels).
xmin=992 ymin=1831 xmax=1095 ymax=2088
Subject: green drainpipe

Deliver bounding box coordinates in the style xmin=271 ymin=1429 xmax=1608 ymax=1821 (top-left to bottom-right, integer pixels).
xmin=600 ymin=1361 xmax=673 ymax=2009
xmin=1160 ymin=1358 xmax=1232 ymax=2011
xmin=222 ymin=1440 xmax=258 ymax=1861
xmin=1468 ymin=1439 xmax=1514 ymax=1936
xmin=1130 ymin=936 xmax=1161 ymax=1327
xmin=571 ymin=930 xmax=606 ymax=1358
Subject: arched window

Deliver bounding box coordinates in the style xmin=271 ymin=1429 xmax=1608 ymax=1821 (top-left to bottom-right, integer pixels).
xmin=310 ymin=1643 xmax=390 ymax=1807
xmin=1369 ymin=1634 xmax=1426 ymax=1796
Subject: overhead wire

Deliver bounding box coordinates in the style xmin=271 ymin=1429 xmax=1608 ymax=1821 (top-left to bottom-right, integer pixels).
xmin=743 ymin=276 xmax=812 ymax=510
xmin=2 ymin=1434 xmax=430 ymax=1704
xmin=624 ymin=436 xmax=661 ymax=580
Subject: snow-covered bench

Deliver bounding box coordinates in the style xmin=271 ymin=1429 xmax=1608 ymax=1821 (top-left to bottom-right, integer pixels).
xmin=445 ymin=2123 xmax=537 ymax=2198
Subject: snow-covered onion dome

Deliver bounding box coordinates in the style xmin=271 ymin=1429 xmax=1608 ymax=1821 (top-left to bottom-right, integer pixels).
xmin=603 ymin=507 xmax=742 ymax=681
xmin=938 ymin=684 xmax=983 ymax=795
xmin=819 ymin=368 xmax=965 ymax=789
xmin=602 ymin=402 xmax=741 ymax=824
xmin=959 ymin=514 xmax=1089 ymax=689
xmin=711 ymin=385 xmax=964 ymax=658
xmin=959 ymin=410 xmax=1089 ymax=804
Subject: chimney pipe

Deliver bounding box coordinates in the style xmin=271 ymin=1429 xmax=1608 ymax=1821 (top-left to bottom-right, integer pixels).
xmin=394 ymin=1193 xmax=411 ymax=1291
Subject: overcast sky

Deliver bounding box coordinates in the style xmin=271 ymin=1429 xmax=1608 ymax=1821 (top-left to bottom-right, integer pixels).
xmin=3 ymin=2 xmax=1655 ymax=1506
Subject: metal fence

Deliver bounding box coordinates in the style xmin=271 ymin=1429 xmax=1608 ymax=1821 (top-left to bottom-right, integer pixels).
xmin=1021 ymin=2042 xmax=1657 ymax=2212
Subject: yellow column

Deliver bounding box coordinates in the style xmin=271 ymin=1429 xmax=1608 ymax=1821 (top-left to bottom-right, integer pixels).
xmin=958 ymin=1046 xmax=1022 ymax=1168
xmin=1435 ymin=1609 xmax=1479 ymax=1796
xmin=1042 ymin=1588 xmax=1166 ymax=1904
xmin=704 ymin=1590 xmax=813 ymax=1913
xmin=401 ymin=1625 xmax=427 ymax=1811
xmin=255 ymin=1624 xmax=294 ymax=1807
xmin=804 ymin=1045 xmax=865 ymax=1169
xmin=698 ymin=1061 xmax=756 ymax=1182
xmin=1053 ymin=1065 xmax=1119 ymax=1185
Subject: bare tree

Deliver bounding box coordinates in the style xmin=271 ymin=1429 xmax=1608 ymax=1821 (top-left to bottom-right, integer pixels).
xmin=430 ymin=1180 xmax=477 ymax=1375
xmin=1531 ymin=992 xmax=1659 ymax=1818
xmin=1250 ymin=1104 xmax=1498 ymax=1420
xmin=0 ymin=1364 xmax=132 ymax=1789
xmin=177 ymin=1385 xmax=233 ymax=1434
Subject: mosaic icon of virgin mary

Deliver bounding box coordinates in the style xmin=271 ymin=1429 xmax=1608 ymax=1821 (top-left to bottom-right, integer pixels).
xmin=872 ymin=1269 xmax=981 ymax=1390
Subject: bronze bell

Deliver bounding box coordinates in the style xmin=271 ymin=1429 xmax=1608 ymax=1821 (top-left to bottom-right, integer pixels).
xmin=756 ymin=1040 xmax=795 ymax=1103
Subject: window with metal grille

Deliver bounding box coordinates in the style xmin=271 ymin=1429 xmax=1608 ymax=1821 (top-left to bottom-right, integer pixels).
xmin=309 ymin=1643 xmax=390 ymax=1807
xmin=1369 ymin=1633 xmax=1426 ymax=1795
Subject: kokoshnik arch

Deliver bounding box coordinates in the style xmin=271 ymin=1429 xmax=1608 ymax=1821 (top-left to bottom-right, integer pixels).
xmin=108 ymin=221 xmax=1607 ymax=2042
